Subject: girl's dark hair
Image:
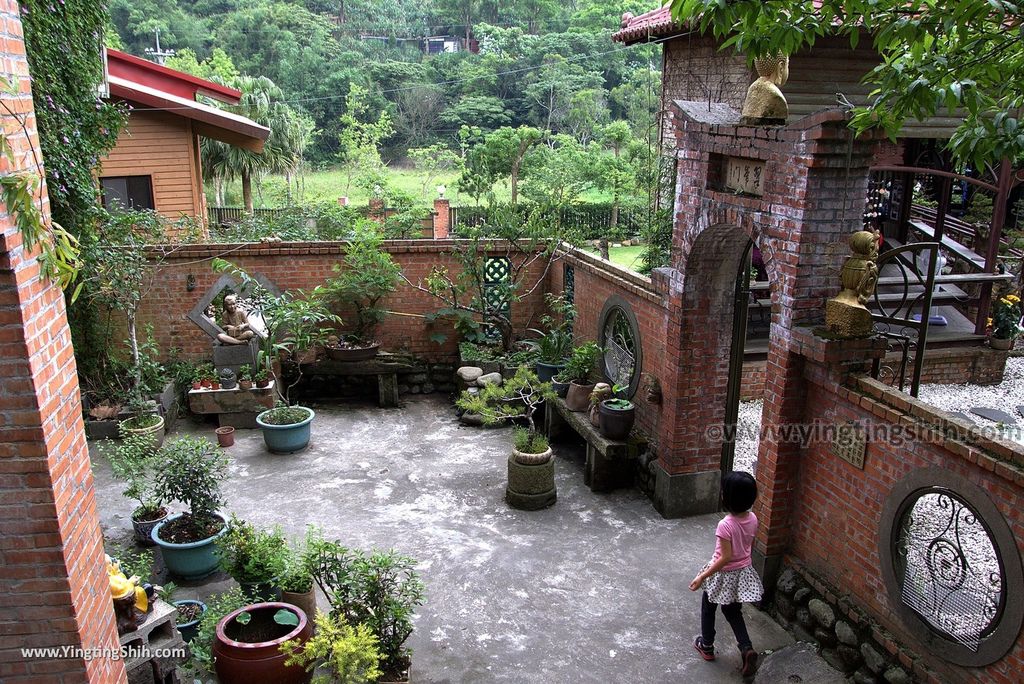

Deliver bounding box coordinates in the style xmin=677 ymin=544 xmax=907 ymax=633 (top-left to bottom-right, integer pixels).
xmin=721 ymin=471 xmax=758 ymax=513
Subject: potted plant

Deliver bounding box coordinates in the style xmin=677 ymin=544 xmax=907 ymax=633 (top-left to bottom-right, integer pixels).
xmin=457 ymin=368 xmax=558 ymax=510
xmin=562 ymin=342 xmax=603 ymax=411
xmin=308 ymin=535 xmax=425 ymax=683
xmin=186 ymin=587 xmax=250 ymax=676
xmin=282 ymin=612 xmax=383 ymax=683
xmin=257 ymin=404 xmax=316 ymax=454
xmin=213 ymin=602 xmax=313 ymax=684
xmin=151 ymin=435 xmax=231 ymax=580
xmin=238 ymin=365 xmax=253 ymax=391
xmin=255 ymin=367 xmax=271 ymax=389
xmin=528 ymin=294 xmax=575 ymax=382
xmin=599 ymin=384 xmax=637 ymax=440
xmin=217 ymin=516 xmax=288 ymax=602
xmin=174 ymin=599 xmax=207 ymax=643
xmin=323 ymin=225 xmax=401 ymax=361
xmin=119 ymin=392 xmax=166 ymax=448
xmin=280 ymin=531 xmax=318 ymax=622
xmin=989 ymin=292 xmax=1022 ymax=350
xmin=102 ymin=431 xmax=167 ymax=545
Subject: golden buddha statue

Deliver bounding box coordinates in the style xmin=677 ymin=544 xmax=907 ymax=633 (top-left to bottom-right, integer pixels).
xmin=826 ymin=230 xmax=880 ymax=338
xmin=740 ymin=53 xmax=790 ymax=125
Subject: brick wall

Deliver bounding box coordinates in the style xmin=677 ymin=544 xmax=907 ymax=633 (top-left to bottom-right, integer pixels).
xmin=0 ymin=2 xmax=125 ymax=681
xmin=780 ymin=328 xmax=1024 ymax=682
xmin=138 ymin=240 xmax=549 ymax=363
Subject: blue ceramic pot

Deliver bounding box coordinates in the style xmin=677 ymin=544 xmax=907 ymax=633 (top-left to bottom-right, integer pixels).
xmin=151 ymin=512 xmax=228 ymax=580
xmin=256 ymin=407 xmax=315 ymax=454
xmin=534 ymin=361 xmax=565 ymax=383
xmin=173 ymin=599 xmax=207 ymax=643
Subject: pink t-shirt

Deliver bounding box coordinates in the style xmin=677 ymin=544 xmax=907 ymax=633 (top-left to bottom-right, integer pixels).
xmin=712 ymin=512 xmax=758 ymax=572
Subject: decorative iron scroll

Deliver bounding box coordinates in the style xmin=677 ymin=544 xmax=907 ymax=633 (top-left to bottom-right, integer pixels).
xmin=602 ymin=308 xmax=637 ymax=388
xmin=895 ymin=490 xmax=1004 ymax=652
xmin=870 ymin=242 xmax=941 ymax=397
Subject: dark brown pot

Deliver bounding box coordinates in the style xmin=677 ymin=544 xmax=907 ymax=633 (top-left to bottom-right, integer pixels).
xmin=213 ymin=602 xmax=312 ymax=684
xmin=598 ymin=400 xmax=636 ymax=441
xmin=256 ymin=378 xmax=270 ymax=389
xmin=325 ymin=342 xmax=380 ymax=361
xmin=565 ymin=381 xmax=595 ymax=412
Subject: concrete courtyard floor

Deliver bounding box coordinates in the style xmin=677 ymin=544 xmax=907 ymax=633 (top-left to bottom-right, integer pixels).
xmin=90 ymin=395 xmax=792 ymax=683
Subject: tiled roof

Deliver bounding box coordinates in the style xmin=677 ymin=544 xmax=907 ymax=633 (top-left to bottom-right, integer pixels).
xmin=611 ymin=5 xmax=678 ymax=44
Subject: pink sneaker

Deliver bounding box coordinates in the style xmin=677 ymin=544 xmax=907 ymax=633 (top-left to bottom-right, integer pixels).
xmin=693 ymin=636 xmax=715 ymax=661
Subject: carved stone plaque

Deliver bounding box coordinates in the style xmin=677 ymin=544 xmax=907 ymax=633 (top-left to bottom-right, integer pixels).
xmin=831 ymin=422 xmax=866 ymax=469
xmin=724 ymin=157 xmax=765 ymax=196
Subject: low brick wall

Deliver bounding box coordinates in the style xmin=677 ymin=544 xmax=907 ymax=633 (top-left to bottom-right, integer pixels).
xmin=139 ymin=240 xmax=550 ymax=363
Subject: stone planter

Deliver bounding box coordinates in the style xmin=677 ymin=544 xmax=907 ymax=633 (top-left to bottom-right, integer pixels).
xmin=565 ymin=381 xmax=595 ymax=412
xmin=213 ymin=602 xmax=312 ymax=684
xmin=512 ymin=445 xmax=552 ymax=466
xmin=121 ymin=413 xmax=165 ymax=448
xmin=151 ymin=512 xmax=229 ymax=580
xmin=506 ymin=453 xmax=556 ymax=511
xmin=131 ymin=506 xmax=168 ymax=547
xmin=256 ymin=407 xmax=315 ymax=454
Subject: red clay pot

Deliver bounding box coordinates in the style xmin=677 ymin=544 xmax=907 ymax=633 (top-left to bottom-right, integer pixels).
xmin=213 ymin=602 xmax=312 ymax=684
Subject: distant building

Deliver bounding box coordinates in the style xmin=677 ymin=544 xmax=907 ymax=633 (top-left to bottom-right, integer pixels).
xmin=98 ymin=49 xmax=269 ymax=227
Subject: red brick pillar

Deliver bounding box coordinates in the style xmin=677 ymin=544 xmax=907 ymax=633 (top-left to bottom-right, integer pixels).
xmin=368 ymin=197 xmax=385 ymax=223
xmin=0 ymin=3 xmax=126 ymax=681
xmin=433 ymin=198 xmax=450 ymax=239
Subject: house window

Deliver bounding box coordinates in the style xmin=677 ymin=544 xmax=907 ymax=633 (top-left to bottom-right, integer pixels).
xmin=100 ymin=176 xmax=154 ymax=212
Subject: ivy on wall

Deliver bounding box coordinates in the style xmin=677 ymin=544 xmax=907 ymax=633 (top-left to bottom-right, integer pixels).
xmin=19 ymin=0 xmax=125 ymax=239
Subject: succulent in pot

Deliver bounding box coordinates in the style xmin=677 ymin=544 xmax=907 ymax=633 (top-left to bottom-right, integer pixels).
xmin=102 ymin=430 xmax=167 ymax=545
xmin=217 ymin=516 xmax=288 ymax=602
xmin=150 ymin=435 xmax=230 ymax=580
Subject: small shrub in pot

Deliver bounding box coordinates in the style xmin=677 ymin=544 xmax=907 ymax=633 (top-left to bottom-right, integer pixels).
xmin=101 ymin=431 xmax=166 ymax=545
xmin=562 ymin=342 xmax=602 ymax=411
xmin=217 ymin=516 xmax=288 ymax=602
xmin=282 ymin=612 xmax=383 ymax=684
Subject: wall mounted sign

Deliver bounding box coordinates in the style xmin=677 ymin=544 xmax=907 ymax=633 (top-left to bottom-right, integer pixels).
xmin=831 ymin=421 xmax=866 ymax=469
xmin=724 ymin=157 xmax=766 ymax=196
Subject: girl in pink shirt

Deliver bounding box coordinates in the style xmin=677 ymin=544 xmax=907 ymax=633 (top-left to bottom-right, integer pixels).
xmin=690 ymin=471 xmax=764 ymax=677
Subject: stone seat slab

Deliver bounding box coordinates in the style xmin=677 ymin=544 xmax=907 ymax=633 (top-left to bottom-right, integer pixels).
xmin=970 ymin=406 xmax=1017 ymax=424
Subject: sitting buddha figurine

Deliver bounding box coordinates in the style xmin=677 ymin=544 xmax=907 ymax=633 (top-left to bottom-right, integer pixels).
xmin=740 ymin=52 xmax=790 ymax=125
xmin=217 ymin=294 xmax=256 ymax=345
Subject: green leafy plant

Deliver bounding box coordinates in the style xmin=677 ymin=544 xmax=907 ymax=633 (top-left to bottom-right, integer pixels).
xmin=561 ymin=342 xmax=603 ymax=383
xmin=154 ymin=436 xmax=229 ymax=542
xmin=188 ymin=588 xmax=250 ymax=672
xmin=456 ymin=367 xmax=556 ymax=440
xmin=527 ymin=294 xmax=576 ymax=364
xmin=261 ymin=405 xmax=313 ymax=426
xmin=101 ymin=431 xmax=164 ymax=521
xmin=308 ymin=534 xmax=425 ymax=676
xmin=282 ymin=613 xmax=383 ymax=684
xmin=279 ymin=533 xmax=317 ymax=595
xmin=322 ymin=224 xmax=400 ymax=343
xmin=238 ymin=364 xmax=252 ymax=381
xmin=512 ymin=426 xmax=549 ymax=455
xmin=107 ymin=544 xmax=154 ymax=584
xmin=604 ymin=383 xmax=635 ymax=410
xmin=217 ymin=516 xmax=288 ymax=585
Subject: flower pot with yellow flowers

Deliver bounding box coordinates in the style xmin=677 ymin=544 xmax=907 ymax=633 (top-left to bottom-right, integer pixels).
xmin=989 ymin=293 xmax=1022 ymax=351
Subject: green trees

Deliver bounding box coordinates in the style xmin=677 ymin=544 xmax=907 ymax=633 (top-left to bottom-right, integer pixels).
xmin=458 ymin=126 xmax=544 ymax=205
xmin=337 ymin=83 xmax=394 ymax=196
xmin=670 ymin=0 xmax=1024 ymax=165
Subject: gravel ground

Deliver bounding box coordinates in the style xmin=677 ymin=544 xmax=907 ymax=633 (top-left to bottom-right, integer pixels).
xmin=916 ymin=356 xmax=1024 ymax=444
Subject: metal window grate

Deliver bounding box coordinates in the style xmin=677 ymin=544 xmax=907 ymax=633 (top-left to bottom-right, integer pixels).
xmin=895 ymin=490 xmax=1004 ymax=652
xmin=483 ymin=257 xmax=511 ymax=341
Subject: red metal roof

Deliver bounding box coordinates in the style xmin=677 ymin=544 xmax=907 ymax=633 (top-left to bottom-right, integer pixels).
xmin=106 ymin=49 xmax=242 ymax=104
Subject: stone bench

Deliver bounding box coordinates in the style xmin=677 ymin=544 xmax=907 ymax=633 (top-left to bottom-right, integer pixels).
xmin=305 ymin=354 xmax=419 ymax=408
xmin=545 ymin=396 xmax=646 ymax=492
xmin=188 ymin=381 xmax=275 ymax=428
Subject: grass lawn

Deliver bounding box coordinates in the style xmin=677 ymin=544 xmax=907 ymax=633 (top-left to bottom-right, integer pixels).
xmin=584 ymin=244 xmax=647 ymax=272
xmin=210 ymin=166 xmax=616 ymax=209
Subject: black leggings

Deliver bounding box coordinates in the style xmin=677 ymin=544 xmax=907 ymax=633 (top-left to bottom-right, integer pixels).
xmin=701 ymin=591 xmax=752 ymax=652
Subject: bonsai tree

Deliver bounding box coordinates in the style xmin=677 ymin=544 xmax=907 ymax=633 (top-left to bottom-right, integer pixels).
xmin=456 ymin=367 xmax=556 ymax=458
xmin=102 ymin=431 xmax=165 ymax=526
xmin=154 ymin=436 xmax=230 ymax=542
xmin=323 ymin=225 xmax=401 ymax=346
xmin=212 ymin=259 xmax=340 ymax=404
xmin=216 ymin=516 xmax=288 ymax=593
xmin=307 ymin=533 xmax=425 ymax=680
xmin=282 ymin=613 xmax=383 ymax=684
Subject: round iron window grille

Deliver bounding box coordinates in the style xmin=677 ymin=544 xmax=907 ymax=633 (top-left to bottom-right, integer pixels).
xmin=597 ymin=296 xmax=642 ymax=398
xmin=879 ymin=468 xmax=1024 ymax=666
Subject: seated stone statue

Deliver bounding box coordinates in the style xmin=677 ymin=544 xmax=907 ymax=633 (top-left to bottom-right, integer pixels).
xmin=740 ymin=53 xmax=789 ymax=124
xmin=217 ymin=294 xmax=256 ymax=345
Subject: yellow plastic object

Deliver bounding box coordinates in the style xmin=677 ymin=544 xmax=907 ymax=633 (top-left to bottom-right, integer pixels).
xmin=105 ymin=555 xmax=148 ymax=611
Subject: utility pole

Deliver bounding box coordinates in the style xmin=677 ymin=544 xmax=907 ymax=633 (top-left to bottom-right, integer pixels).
xmin=144 ymin=29 xmax=175 ymax=65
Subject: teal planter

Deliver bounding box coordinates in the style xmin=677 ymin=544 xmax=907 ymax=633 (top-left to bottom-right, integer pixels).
xmin=173 ymin=599 xmax=207 ymax=643
xmin=256 ymin=407 xmax=314 ymax=454
xmin=534 ymin=361 xmax=565 ymax=383
xmin=151 ymin=512 xmax=228 ymax=580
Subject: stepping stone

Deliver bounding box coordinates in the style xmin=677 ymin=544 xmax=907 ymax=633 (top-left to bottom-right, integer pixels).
xmin=753 ymin=642 xmax=845 ymax=684
xmin=970 ymin=407 xmax=1018 ymax=425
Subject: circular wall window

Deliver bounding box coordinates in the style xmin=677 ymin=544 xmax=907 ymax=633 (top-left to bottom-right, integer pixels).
xmin=880 ymin=469 xmax=1024 ymax=666
xmin=598 ymin=296 xmax=642 ymax=397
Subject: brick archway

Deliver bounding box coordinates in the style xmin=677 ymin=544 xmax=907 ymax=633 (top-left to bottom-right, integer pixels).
xmin=650 ymin=105 xmax=882 ymax=578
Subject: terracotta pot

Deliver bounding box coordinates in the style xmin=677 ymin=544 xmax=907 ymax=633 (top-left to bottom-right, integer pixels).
xmin=565 ymin=381 xmax=595 ymax=412
xmin=211 ymin=382 xmax=221 ymax=390
xmin=256 ymin=378 xmax=270 ymax=389
xmin=990 ymin=336 xmax=1013 ymax=351
xmin=280 ymin=589 xmax=317 ymax=625
xmin=589 ymin=405 xmax=601 ymax=427
xmin=213 ymin=602 xmax=312 ymax=684
xmin=191 ymin=382 xmax=202 ymax=391
xmin=216 ymin=426 xmax=235 ymax=447
xmin=238 ymin=379 xmax=253 ymax=390
xmin=201 ymin=379 xmax=212 ymax=389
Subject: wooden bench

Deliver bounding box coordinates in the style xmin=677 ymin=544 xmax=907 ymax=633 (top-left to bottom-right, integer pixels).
xmin=545 ymin=397 xmax=646 ymax=492
xmin=306 ymin=355 xmax=418 ymax=407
